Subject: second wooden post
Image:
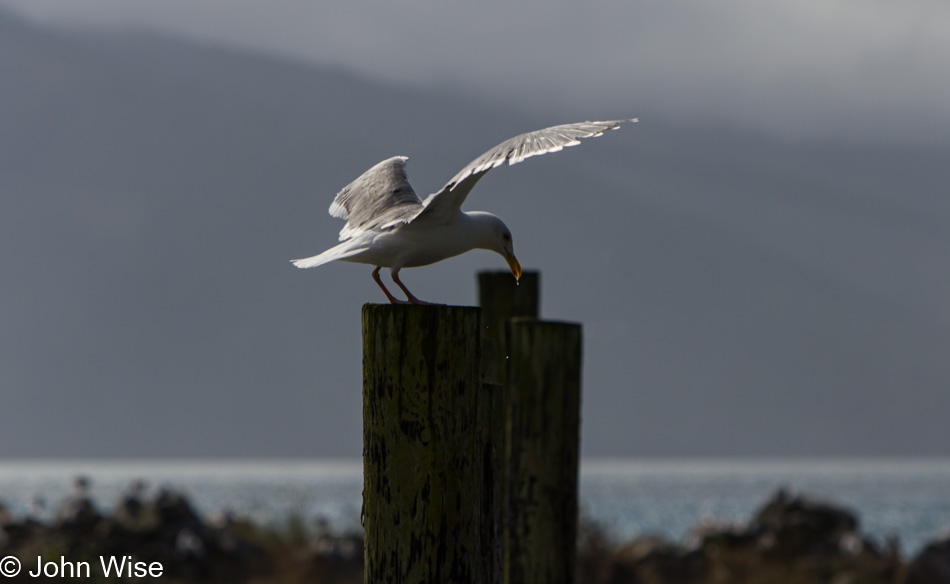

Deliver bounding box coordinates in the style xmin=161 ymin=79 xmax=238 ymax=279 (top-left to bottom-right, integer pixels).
xmin=505 ymin=318 xmax=582 ymax=584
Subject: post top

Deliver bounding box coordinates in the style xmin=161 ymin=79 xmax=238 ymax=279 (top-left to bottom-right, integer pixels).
xmin=362 ymin=303 xmax=481 ymax=311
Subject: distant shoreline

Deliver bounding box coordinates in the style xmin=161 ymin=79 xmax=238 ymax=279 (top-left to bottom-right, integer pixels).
xmin=1 ymin=458 xmax=948 ymax=557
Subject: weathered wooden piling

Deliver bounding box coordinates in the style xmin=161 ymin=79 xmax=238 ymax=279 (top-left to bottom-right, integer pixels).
xmin=478 ymin=270 xmax=541 ymax=584
xmin=477 ymin=270 xmax=583 ymax=584
xmin=478 ymin=271 xmax=540 ymax=385
xmin=480 ymin=381 xmax=506 ymax=584
xmin=505 ymin=318 xmax=582 ymax=584
xmin=361 ymin=275 xmax=581 ymax=583
xmin=362 ymin=304 xmax=486 ymax=584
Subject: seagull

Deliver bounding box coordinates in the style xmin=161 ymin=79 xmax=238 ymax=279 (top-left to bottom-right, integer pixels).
xmin=291 ymin=119 xmax=637 ymax=304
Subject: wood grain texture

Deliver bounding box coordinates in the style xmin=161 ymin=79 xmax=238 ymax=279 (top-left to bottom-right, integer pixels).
xmin=505 ymin=318 xmax=582 ymax=584
xmin=478 ymin=271 xmax=539 ymax=385
xmin=362 ymin=304 xmax=486 ymax=584
xmin=480 ymin=381 xmax=506 ymax=584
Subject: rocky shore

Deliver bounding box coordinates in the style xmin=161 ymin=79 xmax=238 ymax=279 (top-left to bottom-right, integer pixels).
xmin=578 ymin=489 xmax=949 ymax=584
xmin=0 ymin=480 xmax=361 ymax=583
xmin=1 ymin=482 xmax=948 ymax=583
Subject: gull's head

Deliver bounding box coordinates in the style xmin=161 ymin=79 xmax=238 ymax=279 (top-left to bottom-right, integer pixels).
xmin=469 ymin=212 xmax=522 ymax=281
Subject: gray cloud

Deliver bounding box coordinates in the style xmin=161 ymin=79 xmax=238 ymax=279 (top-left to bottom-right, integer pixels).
xmin=1 ymin=3 xmax=948 ymax=459
xmin=2 ymin=0 xmax=949 ymax=142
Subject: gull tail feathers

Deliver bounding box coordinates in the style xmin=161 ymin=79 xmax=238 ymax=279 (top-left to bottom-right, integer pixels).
xmin=290 ymin=239 xmax=368 ymax=269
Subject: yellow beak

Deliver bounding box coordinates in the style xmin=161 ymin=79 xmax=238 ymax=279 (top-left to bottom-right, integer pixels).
xmin=505 ymin=253 xmax=522 ymax=281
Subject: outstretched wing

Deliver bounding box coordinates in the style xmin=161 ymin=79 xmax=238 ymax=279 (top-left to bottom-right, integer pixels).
xmin=414 ymin=119 xmax=636 ymax=222
xmin=329 ymin=156 xmax=424 ymax=241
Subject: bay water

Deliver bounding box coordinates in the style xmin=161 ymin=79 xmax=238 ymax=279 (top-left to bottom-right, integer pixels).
xmin=1 ymin=458 xmax=947 ymax=556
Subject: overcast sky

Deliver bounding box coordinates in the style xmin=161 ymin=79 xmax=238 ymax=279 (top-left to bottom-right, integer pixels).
xmin=3 ymin=0 xmax=949 ymax=144
xmin=1 ymin=1 xmax=948 ymax=459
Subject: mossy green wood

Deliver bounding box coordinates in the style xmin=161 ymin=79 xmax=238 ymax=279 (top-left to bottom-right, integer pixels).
xmin=362 ymin=304 xmax=486 ymax=584
xmin=504 ymin=318 xmax=582 ymax=584
xmin=478 ymin=271 xmax=540 ymax=385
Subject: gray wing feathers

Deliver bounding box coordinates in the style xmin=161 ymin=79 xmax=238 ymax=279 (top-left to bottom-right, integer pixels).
xmin=417 ymin=119 xmax=636 ymax=217
xmin=441 ymin=119 xmax=634 ymax=193
xmin=329 ymin=156 xmax=423 ymax=240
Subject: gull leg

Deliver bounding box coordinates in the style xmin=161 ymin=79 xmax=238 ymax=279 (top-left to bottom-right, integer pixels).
xmin=392 ymin=269 xmax=440 ymax=305
xmin=372 ymin=266 xmax=409 ymax=305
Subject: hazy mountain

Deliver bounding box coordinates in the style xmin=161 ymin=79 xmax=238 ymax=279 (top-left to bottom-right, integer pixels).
xmin=1 ymin=7 xmax=948 ymax=458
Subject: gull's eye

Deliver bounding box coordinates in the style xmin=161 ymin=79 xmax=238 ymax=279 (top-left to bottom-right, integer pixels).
xmin=503 ymin=233 xmax=511 ymax=242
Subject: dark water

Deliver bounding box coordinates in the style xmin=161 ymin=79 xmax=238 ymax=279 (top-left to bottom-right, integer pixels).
xmin=1 ymin=458 xmax=947 ymax=555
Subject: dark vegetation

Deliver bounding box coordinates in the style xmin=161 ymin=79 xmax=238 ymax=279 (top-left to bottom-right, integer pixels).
xmin=1 ymin=481 xmax=948 ymax=583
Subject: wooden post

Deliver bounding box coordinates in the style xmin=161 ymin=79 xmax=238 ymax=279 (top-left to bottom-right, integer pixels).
xmin=480 ymin=382 xmax=506 ymax=584
xmin=478 ymin=271 xmax=540 ymax=385
xmin=478 ymin=270 xmax=540 ymax=584
xmin=362 ymin=304 xmax=486 ymax=584
xmin=505 ymin=318 xmax=582 ymax=584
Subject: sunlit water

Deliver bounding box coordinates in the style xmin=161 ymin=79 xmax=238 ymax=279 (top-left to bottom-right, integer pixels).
xmin=1 ymin=459 xmax=947 ymax=556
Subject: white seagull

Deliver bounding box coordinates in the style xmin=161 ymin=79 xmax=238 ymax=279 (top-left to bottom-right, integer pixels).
xmin=291 ymin=119 xmax=637 ymax=304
